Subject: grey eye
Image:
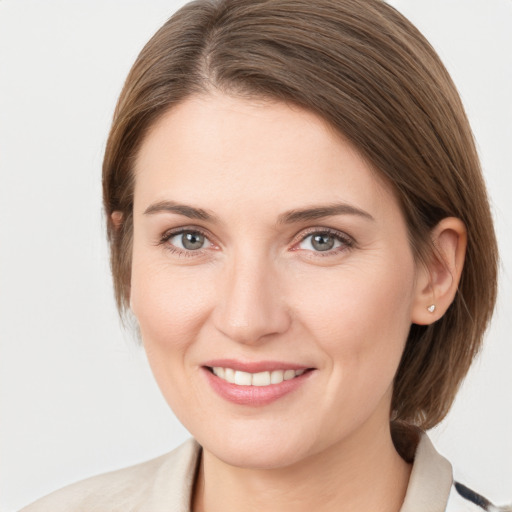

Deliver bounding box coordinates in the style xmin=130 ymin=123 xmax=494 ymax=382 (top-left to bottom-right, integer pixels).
xmin=170 ymin=231 xmax=206 ymax=250
xmin=298 ymin=232 xmax=345 ymax=252
xmin=311 ymin=234 xmax=335 ymax=251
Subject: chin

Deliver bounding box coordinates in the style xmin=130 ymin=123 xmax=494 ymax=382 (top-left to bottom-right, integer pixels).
xmin=213 ymin=443 xmax=309 ymax=470
xmin=195 ymin=425 xmax=319 ymax=470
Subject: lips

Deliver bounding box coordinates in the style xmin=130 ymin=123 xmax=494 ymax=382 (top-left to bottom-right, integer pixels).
xmin=201 ymin=360 xmax=314 ymax=406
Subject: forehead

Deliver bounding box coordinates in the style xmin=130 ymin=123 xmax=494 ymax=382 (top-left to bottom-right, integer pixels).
xmin=133 ymin=93 xmax=398 ymax=222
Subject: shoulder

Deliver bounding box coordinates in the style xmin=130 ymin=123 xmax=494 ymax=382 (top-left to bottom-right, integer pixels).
xmin=19 ymin=438 xmax=201 ymax=512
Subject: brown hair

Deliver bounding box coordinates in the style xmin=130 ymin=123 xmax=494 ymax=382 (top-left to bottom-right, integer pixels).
xmin=102 ymin=0 xmax=498 ymax=431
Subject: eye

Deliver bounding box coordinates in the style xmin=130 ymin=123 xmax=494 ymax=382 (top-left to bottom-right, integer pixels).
xmin=295 ymin=229 xmax=353 ymax=254
xmin=159 ymin=228 xmax=214 ymax=255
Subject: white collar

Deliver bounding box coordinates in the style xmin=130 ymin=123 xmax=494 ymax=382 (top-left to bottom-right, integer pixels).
xmin=400 ymin=432 xmax=453 ymax=511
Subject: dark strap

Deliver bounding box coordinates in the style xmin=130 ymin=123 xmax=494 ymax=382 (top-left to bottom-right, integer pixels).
xmin=454 ymin=481 xmax=494 ymax=511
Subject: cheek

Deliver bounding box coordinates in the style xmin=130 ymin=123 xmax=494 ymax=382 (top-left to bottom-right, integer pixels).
xmin=292 ymin=255 xmax=415 ymax=372
xmin=130 ymin=251 xmax=215 ymax=355
xmin=129 ymin=255 xmax=218 ymax=412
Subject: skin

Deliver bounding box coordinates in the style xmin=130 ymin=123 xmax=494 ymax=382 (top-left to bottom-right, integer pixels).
xmin=125 ymin=93 xmax=466 ymax=512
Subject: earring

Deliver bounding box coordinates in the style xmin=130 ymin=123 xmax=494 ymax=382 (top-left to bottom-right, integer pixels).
xmin=427 ymin=304 xmax=436 ymax=313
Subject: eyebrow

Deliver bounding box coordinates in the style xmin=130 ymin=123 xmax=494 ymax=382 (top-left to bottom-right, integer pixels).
xmin=143 ymin=201 xmax=217 ymax=221
xmin=143 ymin=200 xmax=374 ymax=224
xmin=276 ymin=203 xmax=375 ymax=224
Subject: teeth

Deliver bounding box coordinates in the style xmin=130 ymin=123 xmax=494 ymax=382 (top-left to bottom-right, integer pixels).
xmin=211 ymin=367 xmax=307 ymax=386
xmin=284 ymin=369 xmax=296 ymax=380
xmin=213 ymin=367 xmax=225 ymax=379
xmin=252 ymin=371 xmax=271 ymax=386
xmin=270 ymin=370 xmax=284 ymax=384
xmin=224 ymin=368 xmax=235 ymax=383
xmin=234 ymin=370 xmax=252 ymax=386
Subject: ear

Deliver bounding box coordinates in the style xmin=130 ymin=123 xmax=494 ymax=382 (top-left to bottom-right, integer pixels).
xmin=411 ymin=217 xmax=467 ymax=325
xmin=111 ymin=211 xmax=123 ymax=230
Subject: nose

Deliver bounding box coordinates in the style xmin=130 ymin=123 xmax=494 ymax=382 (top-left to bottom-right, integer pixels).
xmin=212 ymin=252 xmax=292 ymax=345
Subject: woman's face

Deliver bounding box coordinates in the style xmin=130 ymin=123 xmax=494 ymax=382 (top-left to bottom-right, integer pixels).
xmin=131 ymin=93 xmax=422 ymax=469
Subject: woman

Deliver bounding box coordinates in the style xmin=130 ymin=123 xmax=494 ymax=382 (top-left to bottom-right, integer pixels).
xmin=18 ymin=0 xmax=510 ymax=510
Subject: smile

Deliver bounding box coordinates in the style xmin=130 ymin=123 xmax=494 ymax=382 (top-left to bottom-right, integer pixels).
xmin=202 ymin=362 xmax=314 ymax=406
xmin=210 ymin=367 xmax=306 ymax=386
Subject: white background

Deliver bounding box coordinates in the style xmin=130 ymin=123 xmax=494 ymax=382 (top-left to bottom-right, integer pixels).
xmin=0 ymin=1 xmax=511 ymax=510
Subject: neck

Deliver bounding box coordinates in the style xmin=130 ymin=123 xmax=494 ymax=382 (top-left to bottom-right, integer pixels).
xmin=192 ymin=420 xmax=412 ymax=512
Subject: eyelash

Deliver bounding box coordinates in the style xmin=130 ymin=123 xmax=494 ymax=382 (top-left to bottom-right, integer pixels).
xmin=292 ymin=227 xmax=354 ymax=257
xmin=158 ymin=227 xmax=214 ymax=258
xmin=158 ymin=227 xmax=355 ymax=258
